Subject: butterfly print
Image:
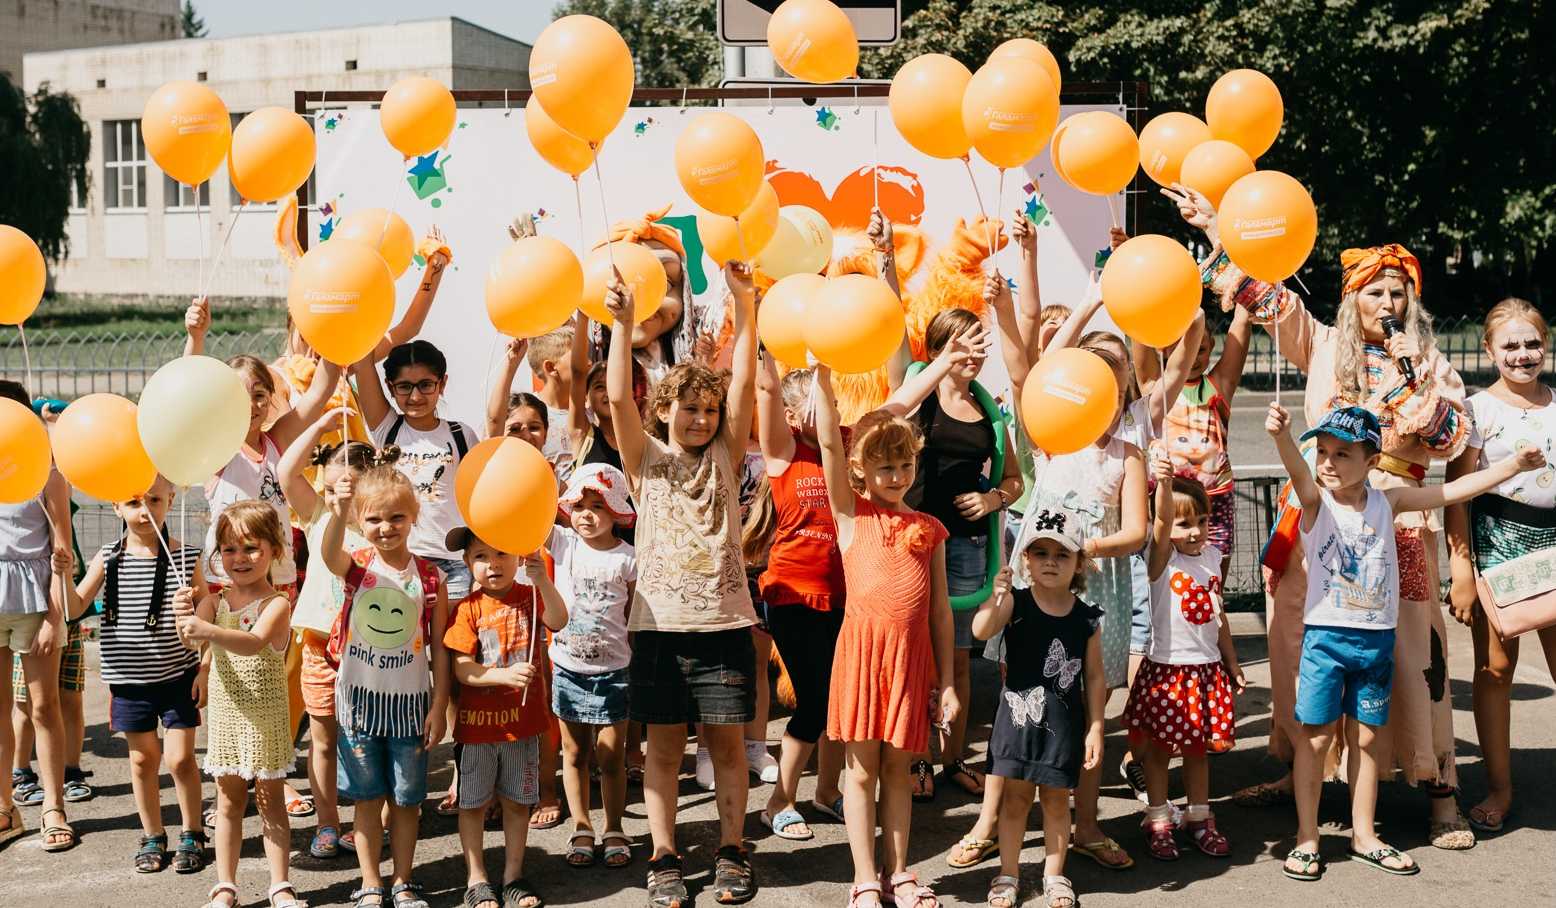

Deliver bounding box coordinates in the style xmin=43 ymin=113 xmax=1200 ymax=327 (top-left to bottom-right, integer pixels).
xmin=1004 ymin=686 xmax=1047 ymax=728
xmin=1043 ymin=638 xmax=1082 ymax=691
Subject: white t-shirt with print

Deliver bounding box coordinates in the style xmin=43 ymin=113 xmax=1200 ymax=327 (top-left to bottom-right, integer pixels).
xmin=1113 ymin=395 xmax=1156 ymax=452
xmin=1468 ymin=390 xmax=1556 ymax=508
xmin=1147 ymin=544 xmax=1225 ymax=665
xmin=204 ymin=435 xmax=297 ymax=586
xmin=1301 ymin=488 xmax=1399 ymax=630
xmin=547 ymin=526 xmax=636 ymax=675
xmin=371 ymin=415 xmax=480 ymax=561
xmin=544 ymin=406 xmax=574 ymax=482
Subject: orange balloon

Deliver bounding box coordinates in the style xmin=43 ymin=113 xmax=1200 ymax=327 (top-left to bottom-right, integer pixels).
xmin=50 ymin=394 xmax=156 ymax=502
xmin=1053 ymin=111 xmax=1138 ymax=195
xmin=888 ymin=54 xmax=973 ymax=160
xmin=990 ymin=38 xmax=1063 ymax=94
xmin=0 ymin=398 xmax=49 ymax=504
xmin=1020 ymin=348 xmax=1119 ymax=456
xmin=804 ymin=275 xmax=905 ymax=374
xmin=1047 ymin=118 xmax=1075 ymax=186
xmin=228 ymin=107 xmax=316 ymax=203
xmin=141 ymin=80 xmax=231 ymax=186
xmin=487 ymin=236 xmax=582 ymax=339
xmin=675 ymin=112 xmax=766 ymax=217
xmin=759 ymin=273 xmax=825 ymax=368
xmin=961 ymin=57 xmax=1058 ymax=169
xmin=380 ymin=76 xmax=456 ymax=158
xmin=1101 ymin=235 xmax=1203 ymax=347
xmin=1218 ymin=170 xmax=1317 ymax=283
xmin=455 ymin=437 xmax=559 ymax=556
xmin=1178 ymin=139 xmax=1255 ymax=209
xmin=0 ymin=226 xmax=45 ymax=325
xmin=1137 ymin=112 xmax=1212 ymax=188
xmin=581 ymin=242 xmax=667 ymax=326
xmin=1206 ymin=69 xmax=1283 ymax=159
xmin=699 ymin=181 xmax=780 ymax=266
xmin=529 ymin=15 xmax=635 ymax=145
xmin=768 ymin=0 xmax=859 ymax=84
xmin=287 ymin=240 xmax=396 ymax=365
xmin=333 ymin=208 xmax=415 ymax=279
xmin=525 ymin=94 xmax=596 ymax=178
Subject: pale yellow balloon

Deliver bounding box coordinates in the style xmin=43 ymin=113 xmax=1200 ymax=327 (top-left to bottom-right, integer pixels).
xmin=136 ymin=356 xmax=252 ymax=487
xmin=757 ymin=206 xmax=834 ymax=279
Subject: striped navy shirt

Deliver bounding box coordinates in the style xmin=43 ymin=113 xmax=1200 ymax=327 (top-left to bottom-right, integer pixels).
xmin=98 ymin=544 xmax=203 ymax=686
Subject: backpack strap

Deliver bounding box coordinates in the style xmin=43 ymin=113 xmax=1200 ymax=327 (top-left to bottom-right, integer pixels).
xmin=446 ymin=422 xmax=469 ymax=461
xmin=385 ymin=414 xmax=406 ymax=447
xmin=414 ymin=555 xmax=443 ymax=637
xmin=102 ymin=534 xmax=126 ymax=626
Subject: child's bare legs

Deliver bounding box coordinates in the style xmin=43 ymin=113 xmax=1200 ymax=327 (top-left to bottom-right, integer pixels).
xmin=11 ymin=697 xmax=31 ymax=775
xmin=644 ymin=723 xmax=688 ymax=859
xmin=533 ymin=723 xmax=561 ymax=827
xmin=938 ymin=650 xmax=980 ymax=793
xmin=387 ymin=802 xmax=421 ymax=888
xmin=1182 ymin=753 xmax=1209 ymax=809
xmin=745 ymin=632 xmax=774 ymax=775
xmin=20 ymin=648 xmax=67 ymax=845
xmin=1346 ymin=720 xmax=1411 ymax=869
xmin=704 ymin=722 xmax=750 ymax=848
xmin=253 ymin=778 xmax=298 ymax=898
xmin=595 ymin=721 xmax=628 ymax=836
xmin=213 ymin=775 xmax=249 ymax=903
xmin=843 ymin=741 xmax=883 ymax=884
xmin=500 ymin=797 xmax=534 ymax=889
xmin=995 ymin=778 xmax=1035 ymax=884
xmin=352 ymin=796 xmax=389 ymax=895
xmin=1072 ymin=688 xmax=1112 ymax=846
xmin=1288 ymin=722 xmax=1332 ymax=872
xmin=1470 ymin=616 xmax=1556 ymax=821
xmin=165 ymin=728 xmax=203 ymax=833
xmin=951 ymin=775 xmax=1004 ymax=864
xmin=1038 ymin=785 xmax=1072 ymax=879
xmin=1141 ymin=742 xmax=1171 ymax=808
xmin=626 ymin=721 xmax=645 ymax=778
xmin=126 ymin=732 xmax=169 ymax=835
xmin=559 ymin=720 xmax=597 ymax=848
xmin=0 ymin=654 xmax=14 ymax=816
xmin=459 ymin=802 xmax=500 ymax=908
xmin=306 ymin=714 xmax=341 ymax=831
xmin=61 ymin=688 xmax=83 ymax=774
xmin=878 ymin=744 xmax=929 ymax=904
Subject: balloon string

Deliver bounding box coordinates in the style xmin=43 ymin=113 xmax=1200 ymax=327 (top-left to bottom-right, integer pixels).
xmin=1104 ymin=193 xmax=1120 ymax=231
xmin=1273 ymin=285 xmax=1282 ymax=405
xmin=961 ymin=156 xmax=989 ymax=220
xmin=377 ymin=208 xmax=391 ymax=250
xmin=590 ymin=151 xmax=616 ymax=273
xmin=871 ymin=109 xmax=880 ymax=211
xmin=573 ymin=177 xmax=586 ymax=258
xmin=164 ymin=488 xmax=190 ymax=590
xmin=196 ymin=202 xmax=246 ymax=308
xmin=996 ymin=167 xmax=1007 ymax=275
xmin=1008 ymin=466 xmax=1045 ymax=572
xmin=18 ymin=324 xmax=32 ymax=400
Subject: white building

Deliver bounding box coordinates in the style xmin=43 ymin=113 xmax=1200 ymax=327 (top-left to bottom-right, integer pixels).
xmin=0 ymin=0 xmax=179 ymax=85
xmin=23 ymin=17 xmax=531 ymax=299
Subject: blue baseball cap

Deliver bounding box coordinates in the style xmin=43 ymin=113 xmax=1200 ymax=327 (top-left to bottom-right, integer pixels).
xmin=1301 ymin=406 xmax=1382 ymax=449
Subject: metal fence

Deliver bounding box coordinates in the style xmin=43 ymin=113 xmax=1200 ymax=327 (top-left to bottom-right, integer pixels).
xmin=0 ymin=327 xmax=285 ymax=400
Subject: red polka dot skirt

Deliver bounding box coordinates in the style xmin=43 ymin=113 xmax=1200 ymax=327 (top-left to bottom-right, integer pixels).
xmin=1124 ymin=658 xmax=1236 ymax=756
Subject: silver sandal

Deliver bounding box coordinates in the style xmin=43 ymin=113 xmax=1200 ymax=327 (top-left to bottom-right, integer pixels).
xmin=1042 ymin=875 xmax=1076 ymax=908
xmin=987 ymin=874 xmax=1019 ymax=908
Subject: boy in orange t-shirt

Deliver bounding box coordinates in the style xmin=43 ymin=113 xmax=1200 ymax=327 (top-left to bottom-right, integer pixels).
xmin=442 ymin=527 xmax=569 ymax=908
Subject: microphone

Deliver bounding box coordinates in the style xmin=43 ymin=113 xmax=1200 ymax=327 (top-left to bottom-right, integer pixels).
xmin=1380 ymin=315 xmax=1416 ymax=384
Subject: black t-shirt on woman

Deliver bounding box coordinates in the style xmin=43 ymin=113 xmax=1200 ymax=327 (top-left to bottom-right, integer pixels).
xmin=905 ymin=390 xmax=995 ymax=538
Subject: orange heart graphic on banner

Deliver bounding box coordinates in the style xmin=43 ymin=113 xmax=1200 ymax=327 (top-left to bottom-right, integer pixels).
xmin=764 ymin=161 xmax=926 ymax=231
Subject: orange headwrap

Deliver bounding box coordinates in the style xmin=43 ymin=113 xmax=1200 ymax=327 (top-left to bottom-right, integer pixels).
xmin=1340 ymin=244 xmax=1421 ymax=295
xmin=597 ymin=204 xmax=685 ymax=257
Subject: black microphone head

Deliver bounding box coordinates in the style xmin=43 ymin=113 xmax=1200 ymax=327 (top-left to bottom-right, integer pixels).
xmin=1380 ymin=314 xmax=1405 ymax=336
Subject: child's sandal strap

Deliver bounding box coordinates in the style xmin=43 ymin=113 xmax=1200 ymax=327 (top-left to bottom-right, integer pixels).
xmin=268 ymin=882 xmax=308 ymax=908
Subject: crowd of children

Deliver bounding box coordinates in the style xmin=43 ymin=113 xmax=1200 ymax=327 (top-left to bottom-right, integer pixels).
xmin=1 ymin=197 xmax=1552 ymax=908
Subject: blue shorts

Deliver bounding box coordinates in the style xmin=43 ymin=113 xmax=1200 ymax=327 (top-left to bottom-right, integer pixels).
xmin=337 ymin=729 xmax=429 ymax=807
xmin=429 ymin=556 xmax=473 ymax=602
xmin=1129 ymin=553 xmax=1151 ymax=655
xmin=946 ymin=535 xmax=988 ymax=649
xmin=552 ymin=664 xmax=630 ymax=726
xmin=110 ymin=667 xmax=202 ymax=734
xmin=1295 ymin=625 xmax=1396 ymax=727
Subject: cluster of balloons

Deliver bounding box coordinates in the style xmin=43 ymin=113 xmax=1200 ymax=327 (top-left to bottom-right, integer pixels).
xmin=757 ymin=272 xmax=904 ymax=375
xmin=142 ymin=81 xmax=315 ymax=203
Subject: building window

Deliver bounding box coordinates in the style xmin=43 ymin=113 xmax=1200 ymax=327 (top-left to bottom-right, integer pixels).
xmin=103 ymin=120 xmax=146 ymax=209
xmin=68 ymin=174 xmax=87 ymax=212
xmin=345 ymin=59 xmax=358 ymax=71
xmin=96 ymin=78 xmax=106 ymax=89
xmin=164 ymin=175 xmax=211 ymax=210
xmin=197 ymin=71 xmax=208 ymax=82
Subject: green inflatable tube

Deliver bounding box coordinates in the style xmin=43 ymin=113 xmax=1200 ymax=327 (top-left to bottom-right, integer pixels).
xmin=903 ymin=361 xmax=1007 ymax=611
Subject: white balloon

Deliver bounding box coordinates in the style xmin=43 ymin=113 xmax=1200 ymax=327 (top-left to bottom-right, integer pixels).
xmin=756 ymin=205 xmax=834 ymax=279
xmin=136 ymin=356 xmax=252 ymax=487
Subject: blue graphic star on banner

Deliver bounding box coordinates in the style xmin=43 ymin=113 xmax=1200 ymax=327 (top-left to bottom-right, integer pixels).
xmin=1024 ymin=196 xmax=1040 ymax=222
xmin=407 ymin=153 xmax=440 ymax=191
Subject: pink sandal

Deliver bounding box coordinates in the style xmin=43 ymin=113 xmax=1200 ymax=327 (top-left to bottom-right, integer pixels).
xmin=885 ymin=872 xmax=939 ymax=908
xmin=849 ymin=882 xmax=883 ymax=908
xmin=1186 ymin=815 xmax=1230 ymax=857
xmin=1146 ymin=820 xmax=1179 ymax=861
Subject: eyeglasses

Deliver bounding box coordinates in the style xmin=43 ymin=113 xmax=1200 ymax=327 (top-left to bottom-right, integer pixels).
xmin=390 ymin=379 xmax=441 ymax=397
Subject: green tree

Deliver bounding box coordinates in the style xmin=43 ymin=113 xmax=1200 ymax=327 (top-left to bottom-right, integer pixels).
xmin=181 ymin=1 xmax=207 ymax=39
xmin=552 ymin=0 xmax=723 ymax=91
xmin=0 ymin=76 xmax=91 ymax=264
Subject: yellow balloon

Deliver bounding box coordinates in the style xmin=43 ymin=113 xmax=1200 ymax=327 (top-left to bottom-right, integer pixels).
xmin=228 ymin=107 xmax=316 ymax=203
xmin=333 ymin=208 xmax=415 ymax=279
xmin=287 ymin=240 xmax=396 ymax=366
xmin=675 ymin=112 xmax=766 ymax=217
xmin=990 ymin=38 xmax=1063 ymax=94
xmin=525 ymin=94 xmax=597 ymax=178
xmin=50 ymin=394 xmax=156 ymax=502
xmin=136 ymin=356 xmax=252 ymax=488
xmin=141 ymin=81 xmax=231 ymax=187
xmin=486 ymin=236 xmax=582 ymax=338
xmin=962 ymin=57 xmax=1058 ymax=169
xmin=889 ymin=54 xmax=974 ymax=160
xmin=1053 ymin=111 xmax=1139 ymax=195
xmin=804 ymin=275 xmax=905 ymax=374
xmin=757 ymin=206 xmax=834 ymax=280
xmin=580 ymin=242 xmax=667 ymax=326
xmin=0 ymin=399 xmax=49 ymax=504
xmin=1218 ymin=170 xmax=1318 ymax=283
xmin=759 ymin=273 xmax=824 ymax=368
xmin=380 ymin=76 xmax=456 ymax=158
xmin=698 ymin=182 xmax=780 ymax=266
xmin=1100 ymin=234 xmax=1202 ymax=347
xmin=529 ymin=15 xmax=635 ymax=145
xmin=768 ymin=0 xmax=859 ymax=84
xmin=455 ymin=437 xmax=559 ymax=556
xmin=0 ymin=226 xmax=45 ymax=325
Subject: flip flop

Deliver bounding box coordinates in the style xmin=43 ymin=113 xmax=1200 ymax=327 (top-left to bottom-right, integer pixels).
xmin=811 ymin=796 xmax=844 ymax=823
xmin=528 ymin=800 xmax=562 ymax=830
xmin=759 ymin=807 xmax=813 ymax=841
xmin=910 ymin=760 xmax=935 ymax=803
xmin=1071 ymin=836 xmax=1134 ymax=870
xmin=1468 ymin=803 xmax=1508 ymax=832
xmin=285 ymin=796 xmax=316 ymax=819
xmin=1282 ymin=848 xmax=1323 ymax=882
xmin=946 ymin=836 xmax=998 ymax=868
xmin=1349 ymin=846 xmax=1419 ymax=876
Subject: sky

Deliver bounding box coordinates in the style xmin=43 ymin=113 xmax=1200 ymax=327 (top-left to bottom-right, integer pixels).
xmin=197 ymin=0 xmax=557 ymax=44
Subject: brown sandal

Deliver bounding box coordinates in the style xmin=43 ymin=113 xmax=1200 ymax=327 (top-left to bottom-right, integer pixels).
xmin=40 ymin=807 xmax=77 ymax=852
xmin=910 ymin=761 xmax=935 ymax=803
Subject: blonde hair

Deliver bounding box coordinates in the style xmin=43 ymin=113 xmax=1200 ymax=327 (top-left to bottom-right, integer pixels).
xmin=1482 ymin=297 xmax=1548 ymax=351
xmin=779 ymin=368 xmax=813 ymax=413
xmin=1332 ymin=277 xmax=1434 ymax=404
xmin=527 ymin=326 xmax=574 ymax=376
xmin=1080 ymin=332 xmax=1141 ymax=406
xmin=1039 ymin=304 xmax=1072 ymax=325
xmin=210 ymin=500 xmax=287 ymax=579
xmin=352 ymin=456 xmax=417 ymax=518
xmin=847 ymin=409 xmax=923 ymax=494
xmin=647 ymin=362 xmax=728 ymax=444
xmin=741 ymin=473 xmax=777 ymax=568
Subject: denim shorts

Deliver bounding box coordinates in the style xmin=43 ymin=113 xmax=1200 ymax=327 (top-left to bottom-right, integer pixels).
xmin=946 ymin=535 xmax=988 ymax=649
xmin=428 ymin=556 xmax=472 ymax=602
xmin=337 ymin=728 xmax=429 ymax=807
xmin=552 ymin=664 xmax=630 ymax=726
xmin=1295 ymin=625 xmax=1396 ymax=727
xmin=110 ymin=666 xmax=202 ymax=734
xmin=628 ymin=628 xmax=755 ymax=726
xmin=454 ymin=737 xmax=540 ymax=809
xmin=1129 ymin=553 xmax=1152 ymax=655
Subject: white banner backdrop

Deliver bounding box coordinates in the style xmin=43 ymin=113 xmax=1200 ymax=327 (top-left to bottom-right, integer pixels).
xmin=313 ymin=103 xmax=1128 ymax=428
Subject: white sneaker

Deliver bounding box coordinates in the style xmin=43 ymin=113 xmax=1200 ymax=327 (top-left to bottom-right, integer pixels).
xmin=746 ymin=742 xmax=779 ymax=784
xmin=695 ymin=747 xmax=715 ymax=790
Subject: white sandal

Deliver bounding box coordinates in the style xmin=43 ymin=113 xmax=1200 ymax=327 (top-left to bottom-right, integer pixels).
xmin=268 ymin=881 xmax=309 ymax=908
xmin=1042 ymin=875 xmax=1076 ymax=908
xmin=849 ymin=881 xmax=884 ymax=908
xmin=987 ymin=874 xmax=1020 ymax=908
xmin=204 ymin=882 xmax=239 ymax=908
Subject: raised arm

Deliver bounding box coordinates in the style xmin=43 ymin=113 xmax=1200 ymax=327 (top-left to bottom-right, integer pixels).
xmin=603 ymin=276 xmax=647 ymax=480
xmin=985 ymin=270 xmax=1032 ymax=400
xmin=487 ymin=338 xmax=527 ymax=439
xmin=374 ymin=229 xmax=450 ymax=361
xmin=870 ymin=209 xmax=911 ymax=391
xmin=267 ymin=358 xmax=342 ymax=452
xmin=813 ymin=364 xmax=857 ymax=534
xmin=1149 ymin=309 xmax=1206 ymax=434
xmin=567 ymin=312 xmax=593 ymax=447
xmin=1047 ymin=272 xmax=1103 ymax=354
xmin=1010 ymin=212 xmax=1043 ymax=362
xmin=1266 ymin=402 xmax=1321 ymax=521
xmin=1085 ymin=443 xmax=1148 ymax=558
xmin=351 ymin=353 xmax=392 ymax=433
xmin=1147 ymin=449 xmax=1176 ymax=581
xmin=881 ymin=324 xmax=991 ymax=417
xmin=279 ymin=406 xmax=354 ymax=521
xmin=1209 ymin=304 xmax=1254 ymax=402
xmin=320 ymin=474 xmax=356 ymax=578
xmin=722 ymin=262 xmax=759 ymax=454
xmin=182 ymin=297 xmax=209 ymax=358
xmin=1390 ymin=448 xmax=1544 ymax=514
xmin=756 ymin=349 xmax=796 ymax=470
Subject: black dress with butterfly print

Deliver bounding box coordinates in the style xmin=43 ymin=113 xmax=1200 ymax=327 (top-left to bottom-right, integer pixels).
xmin=988 ymin=589 xmax=1103 ymax=788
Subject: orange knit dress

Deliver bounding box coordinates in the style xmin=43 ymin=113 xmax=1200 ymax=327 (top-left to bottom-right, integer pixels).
xmin=826 ymin=496 xmax=949 ymax=752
